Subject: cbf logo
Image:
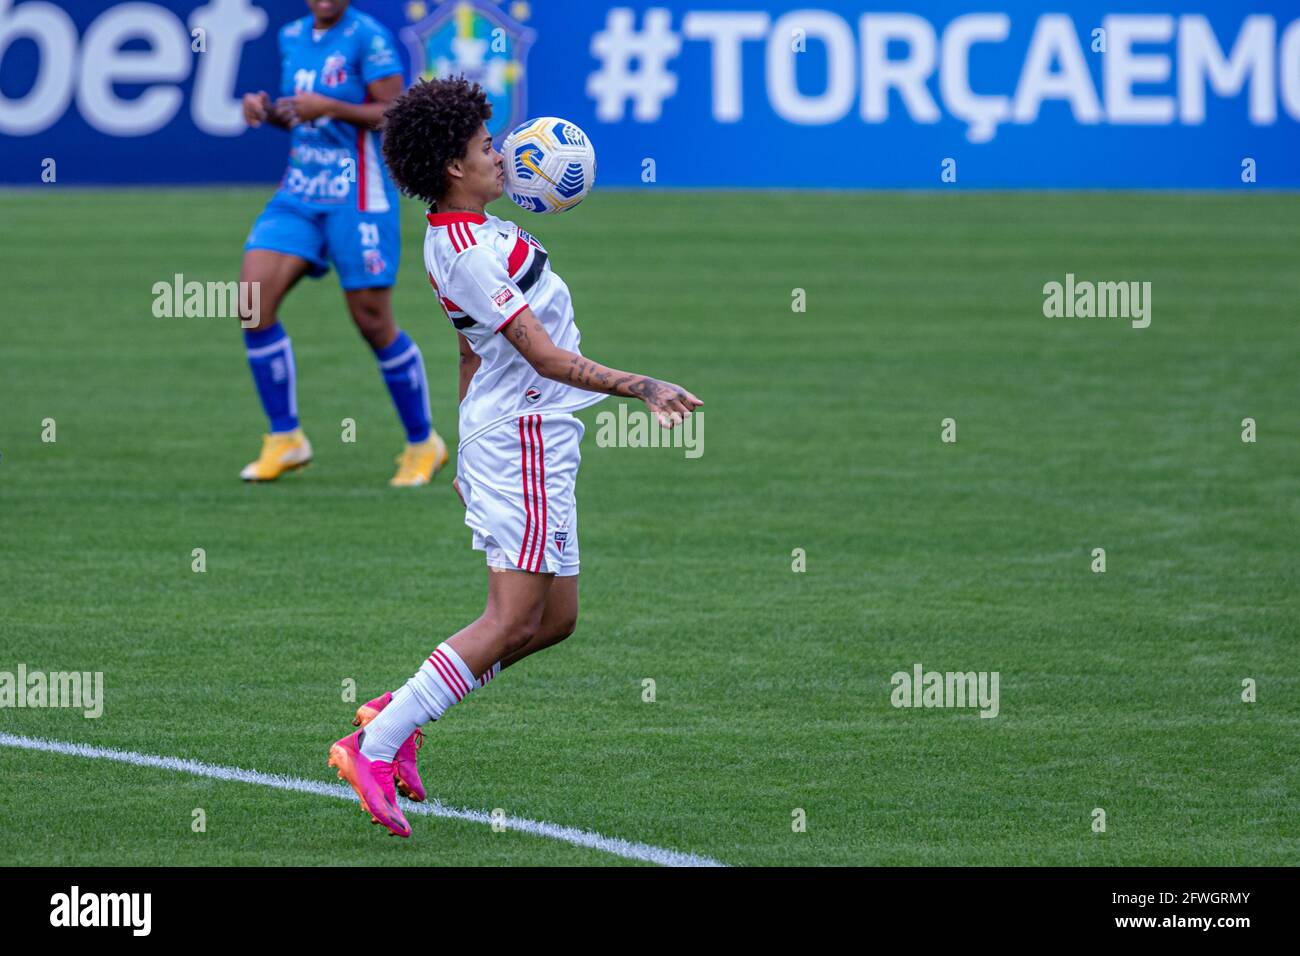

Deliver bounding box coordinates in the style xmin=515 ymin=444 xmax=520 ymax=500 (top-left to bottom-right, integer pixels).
xmin=400 ymin=0 xmax=536 ymax=139
xmin=321 ymin=53 xmax=348 ymax=88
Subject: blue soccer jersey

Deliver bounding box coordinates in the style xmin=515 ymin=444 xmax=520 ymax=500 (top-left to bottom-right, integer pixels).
xmin=246 ymin=6 xmax=404 ymax=288
xmin=275 ymin=7 xmax=402 ymax=212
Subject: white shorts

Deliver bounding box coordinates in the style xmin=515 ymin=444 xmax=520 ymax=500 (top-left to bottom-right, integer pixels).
xmin=457 ymin=412 xmax=583 ymax=576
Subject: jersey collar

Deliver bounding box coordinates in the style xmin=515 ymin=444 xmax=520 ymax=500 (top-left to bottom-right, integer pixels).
xmin=311 ymin=7 xmax=352 ymax=40
xmin=427 ymin=211 xmax=487 ymax=227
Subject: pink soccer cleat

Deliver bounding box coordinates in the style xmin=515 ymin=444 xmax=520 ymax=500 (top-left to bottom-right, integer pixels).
xmin=328 ymin=728 xmax=411 ymax=838
xmin=352 ymin=692 xmax=426 ymax=802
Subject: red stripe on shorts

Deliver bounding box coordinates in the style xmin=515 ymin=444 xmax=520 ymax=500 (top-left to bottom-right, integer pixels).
xmin=524 ymin=415 xmax=541 ymax=571
xmin=532 ymin=415 xmax=547 ymax=572
xmin=517 ymin=417 xmax=533 ymax=569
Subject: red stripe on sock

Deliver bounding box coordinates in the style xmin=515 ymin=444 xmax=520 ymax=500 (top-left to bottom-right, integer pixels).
xmin=425 ymin=654 xmax=460 ymax=701
xmin=426 ymin=654 xmax=462 ymax=701
xmin=427 ymin=649 xmax=467 ymax=701
xmin=434 ymin=647 xmax=471 ymax=699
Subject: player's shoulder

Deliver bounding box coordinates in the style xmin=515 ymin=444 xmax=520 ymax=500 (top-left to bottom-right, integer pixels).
xmin=427 ymin=212 xmax=512 ymax=261
xmin=279 ymin=15 xmax=309 ymax=42
xmin=348 ymin=8 xmax=396 ymax=43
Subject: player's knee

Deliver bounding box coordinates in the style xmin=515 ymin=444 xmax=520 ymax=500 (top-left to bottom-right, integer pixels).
xmin=500 ymin=620 xmax=537 ymax=656
xmin=237 ymin=274 xmax=281 ymax=329
xmin=486 ymin=607 xmax=543 ymax=656
xmin=548 ymin=612 xmax=578 ymax=643
xmin=347 ymin=301 xmax=394 ymax=348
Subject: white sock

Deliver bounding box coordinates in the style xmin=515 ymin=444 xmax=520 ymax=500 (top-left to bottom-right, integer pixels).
xmin=358 ymin=684 xmax=425 ymax=762
xmin=360 ymin=643 xmax=477 ymax=762
xmin=479 ymin=661 xmax=501 ymax=688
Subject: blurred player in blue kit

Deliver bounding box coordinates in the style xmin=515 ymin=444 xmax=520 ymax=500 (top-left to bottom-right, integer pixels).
xmin=237 ymin=0 xmax=447 ymax=485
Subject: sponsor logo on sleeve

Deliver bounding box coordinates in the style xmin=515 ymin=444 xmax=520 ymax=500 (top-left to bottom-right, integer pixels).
xmin=492 ymin=285 xmax=515 ymax=307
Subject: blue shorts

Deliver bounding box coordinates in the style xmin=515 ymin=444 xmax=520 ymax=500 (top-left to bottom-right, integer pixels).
xmin=245 ymin=194 xmax=400 ymax=290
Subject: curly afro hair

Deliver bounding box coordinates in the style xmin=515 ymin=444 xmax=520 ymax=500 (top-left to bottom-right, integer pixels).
xmin=381 ymin=76 xmax=492 ymax=206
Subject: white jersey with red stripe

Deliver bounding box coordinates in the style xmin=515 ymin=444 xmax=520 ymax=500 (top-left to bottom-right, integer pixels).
xmin=422 ymin=209 xmax=605 ymax=448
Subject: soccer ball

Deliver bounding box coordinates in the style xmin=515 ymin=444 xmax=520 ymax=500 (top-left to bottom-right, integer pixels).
xmin=501 ymin=117 xmax=596 ymax=214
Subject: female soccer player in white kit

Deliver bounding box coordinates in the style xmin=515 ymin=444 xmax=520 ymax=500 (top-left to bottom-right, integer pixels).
xmin=328 ymin=78 xmax=702 ymax=837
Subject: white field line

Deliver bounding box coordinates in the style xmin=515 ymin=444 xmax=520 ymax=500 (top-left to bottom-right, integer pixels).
xmin=0 ymin=732 xmax=725 ymax=868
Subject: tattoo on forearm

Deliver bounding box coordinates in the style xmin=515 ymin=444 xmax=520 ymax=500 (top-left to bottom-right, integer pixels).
xmin=508 ymin=319 xmax=531 ymax=350
xmin=563 ymin=356 xmax=618 ymax=391
xmin=526 ymin=340 xmax=687 ymax=411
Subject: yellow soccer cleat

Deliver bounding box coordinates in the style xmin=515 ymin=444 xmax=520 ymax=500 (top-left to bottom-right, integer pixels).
xmin=239 ymin=429 xmax=313 ymax=481
xmin=390 ymin=432 xmax=449 ymax=487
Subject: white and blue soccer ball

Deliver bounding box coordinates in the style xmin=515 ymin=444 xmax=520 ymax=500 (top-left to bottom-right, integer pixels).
xmin=501 ymin=117 xmax=596 ymax=214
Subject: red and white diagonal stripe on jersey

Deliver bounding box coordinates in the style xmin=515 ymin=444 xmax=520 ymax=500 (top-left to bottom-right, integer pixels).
xmin=427 ymin=270 xmax=466 ymax=319
xmin=507 ymin=234 xmax=531 ymax=276
xmin=516 ymin=414 xmax=547 ymax=573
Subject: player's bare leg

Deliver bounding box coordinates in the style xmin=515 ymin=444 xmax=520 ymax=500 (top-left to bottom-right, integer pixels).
xmin=353 ymin=569 xmax=558 ymax=773
xmin=443 ymin=566 xmax=555 ymax=674
xmin=342 ymin=285 xmax=398 ymax=350
xmin=499 ymin=573 xmax=578 ymax=671
xmin=238 ymin=250 xmax=314 ymax=480
xmin=345 ymin=286 xmax=448 ymax=486
xmin=350 ymin=573 xmax=575 ymax=804
xmin=241 ymin=249 xmax=311 ymax=333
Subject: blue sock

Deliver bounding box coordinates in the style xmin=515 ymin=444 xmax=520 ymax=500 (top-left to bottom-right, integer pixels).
xmin=244 ymin=324 xmax=299 ymax=433
xmin=374 ymin=330 xmax=432 ymax=443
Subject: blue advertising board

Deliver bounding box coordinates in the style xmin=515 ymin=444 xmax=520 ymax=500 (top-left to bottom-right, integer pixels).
xmin=1 ymin=0 xmax=1297 ymax=187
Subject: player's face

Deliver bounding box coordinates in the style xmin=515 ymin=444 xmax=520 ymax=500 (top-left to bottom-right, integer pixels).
xmin=461 ymin=124 xmax=505 ymax=203
xmin=306 ymin=0 xmax=348 ymax=27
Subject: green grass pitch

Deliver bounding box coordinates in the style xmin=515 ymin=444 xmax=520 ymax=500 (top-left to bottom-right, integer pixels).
xmin=0 ymin=188 xmax=1296 ymax=866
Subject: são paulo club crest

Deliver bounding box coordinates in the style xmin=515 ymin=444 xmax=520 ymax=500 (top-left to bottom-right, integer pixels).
xmin=400 ymin=0 xmax=536 ymax=140
xmin=553 ymin=530 xmax=568 ymax=554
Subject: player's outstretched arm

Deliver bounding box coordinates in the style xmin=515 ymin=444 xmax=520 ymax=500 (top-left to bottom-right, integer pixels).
xmin=503 ymin=308 xmax=702 ymax=428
